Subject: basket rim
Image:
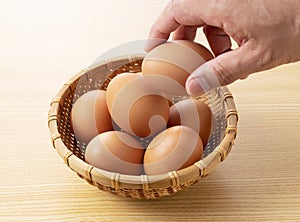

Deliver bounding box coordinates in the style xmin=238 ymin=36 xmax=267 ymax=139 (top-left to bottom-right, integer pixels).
xmin=48 ymin=54 xmax=238 ymax=191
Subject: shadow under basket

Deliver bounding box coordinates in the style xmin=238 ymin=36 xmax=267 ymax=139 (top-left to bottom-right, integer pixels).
xmin=48 ymin=54 xmax=238 ymax=199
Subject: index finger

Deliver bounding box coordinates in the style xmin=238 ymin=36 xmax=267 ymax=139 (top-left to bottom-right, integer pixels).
xmin=145 ymin=0 xmax=208 ymax=51
xmin=145 ymin=1 xmax=180 ymax=51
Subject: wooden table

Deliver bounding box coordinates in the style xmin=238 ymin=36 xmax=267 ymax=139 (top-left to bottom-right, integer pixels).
xmin=1 ymin=1 xmax=299 ymax=221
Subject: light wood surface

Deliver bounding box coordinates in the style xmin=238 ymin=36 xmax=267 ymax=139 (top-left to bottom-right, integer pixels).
xmin=0 ymin=0 xmax=299 ymax=221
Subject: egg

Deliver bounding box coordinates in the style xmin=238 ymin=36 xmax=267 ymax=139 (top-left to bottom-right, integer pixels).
xmin=106 ymin=72 xmax=169 ymax=138
xmin=142 ymin=40 xmax=214 ymax=87
xmin=85 ymin=131 xmax=144 ymax=175
xmin=143 ymin=126 xmax=203 ymax=175
xmin=168 ymin=98 xmax=212 ymax=147
xmin=71 ymin=90 xmax=113 ymax=144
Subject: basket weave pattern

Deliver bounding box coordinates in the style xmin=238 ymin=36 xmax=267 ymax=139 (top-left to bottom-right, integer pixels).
xmin=48 ymin=55 xmax=238 ymax=199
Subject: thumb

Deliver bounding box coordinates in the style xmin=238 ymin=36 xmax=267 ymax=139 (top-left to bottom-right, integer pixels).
xmin=185 ymin=44 xmax=261 ymax=96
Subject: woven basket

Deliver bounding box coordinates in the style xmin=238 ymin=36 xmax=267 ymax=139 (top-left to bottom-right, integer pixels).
xmin=48 ymin=54 xmax=238 ymax=199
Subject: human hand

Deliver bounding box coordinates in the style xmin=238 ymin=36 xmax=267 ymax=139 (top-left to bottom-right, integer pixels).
xmin=146 ymin=0 xmax=300 ymax=96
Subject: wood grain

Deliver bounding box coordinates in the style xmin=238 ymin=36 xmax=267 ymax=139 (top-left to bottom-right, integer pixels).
xmin=0 ymin=0 xmax=299 ymax=221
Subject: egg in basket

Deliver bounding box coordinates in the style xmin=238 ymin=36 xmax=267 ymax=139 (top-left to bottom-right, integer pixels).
xmin=48 ymin=40 xmax=238 ymax=199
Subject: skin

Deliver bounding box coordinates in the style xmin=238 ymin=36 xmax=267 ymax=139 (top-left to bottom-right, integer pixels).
xmin=146 ymin=0 xmax=300 ymax=96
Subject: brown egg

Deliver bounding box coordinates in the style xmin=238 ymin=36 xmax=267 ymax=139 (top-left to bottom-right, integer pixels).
xmin=168 ymin=98 xmax=212 ymax=147
xmin=85 ymin=131 xmax=144 ymax=175
xmin=71 ymin=90 xmax=113 ymax=144
xmin=142 ymin=40 xmax=214 ymax=87
xmin=106 ymin=72 xmax=169 ymax=138
xmin=144 ymin=126 xmax=203 ymax=175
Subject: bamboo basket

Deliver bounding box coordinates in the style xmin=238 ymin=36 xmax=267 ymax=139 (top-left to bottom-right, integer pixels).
xmin=48 ymin=54 xmax=238 ymax=199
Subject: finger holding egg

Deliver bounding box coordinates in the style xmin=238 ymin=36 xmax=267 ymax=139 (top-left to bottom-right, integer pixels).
xmin=142 ymin=40 xmax=214 ymax=88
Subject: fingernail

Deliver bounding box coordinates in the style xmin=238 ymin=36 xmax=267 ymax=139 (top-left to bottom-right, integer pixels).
xmin=186 ymin=78 xmax=204 ymax=96
xmin=185 ymin=63 xmax=221 ymax=96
